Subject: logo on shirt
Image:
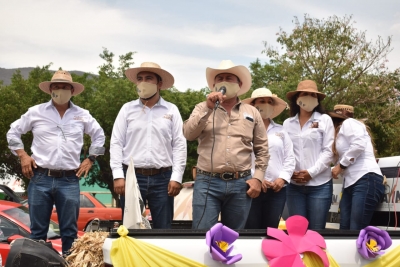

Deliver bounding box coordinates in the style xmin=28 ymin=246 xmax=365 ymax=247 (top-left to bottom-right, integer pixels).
xmin=275 ymin=132 xmax=284 ymax=139
xmin=73 ymin=116 xmax=87 ymax=122
xmin=310 ymin=121 xmax=319 ymax=129
xmin=163 ymin=114 xmax=173 ymax=121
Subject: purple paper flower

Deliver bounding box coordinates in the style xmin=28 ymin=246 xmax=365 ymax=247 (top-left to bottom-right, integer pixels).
xmin=356 ymin=226 xmax=392 ymax=260
xmin=205 ymin=223 xmax=242 ymax=264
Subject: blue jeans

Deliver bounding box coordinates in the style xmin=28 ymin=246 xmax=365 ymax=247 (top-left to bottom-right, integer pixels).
xmin=340 ymin=172 xmax=385 ymax=230
xmin=245 ymin=187 xmax=286 ymax=229
xmin=28 ymin=170 xmax=80 ymax=255
xmin=286 ymin=179 xmax=332 ymax=230
xmin=120 ymin=170 xmax=174 ymax=229
xmin=192 ymin=173 xmax=252 ymax=230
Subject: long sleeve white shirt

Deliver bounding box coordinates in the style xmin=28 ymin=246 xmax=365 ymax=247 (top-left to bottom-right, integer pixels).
xmin=283 ymin=112 xmax=334 ymax=186
xmin=251 ymin=120 xmax=295 ymax=183
xmin=335 ymin=118 xmax=382 ymax=188
xmin=7 ymin=100 xmax=105 ymax=170
xmin=110 ymin=97 xmax=187 ymax=183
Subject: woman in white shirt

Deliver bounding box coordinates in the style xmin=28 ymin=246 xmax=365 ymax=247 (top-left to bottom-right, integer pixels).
xmin=283 ymin=80 xmax=334 ymax=230
xmin=329 ymin=105 xmax=384 ymax=230
xmin=243 ymin=88 xmax=295 ymax=229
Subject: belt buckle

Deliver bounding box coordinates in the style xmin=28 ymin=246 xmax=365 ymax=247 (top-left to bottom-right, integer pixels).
xmin=221 ymin=172 xmax=233 ymax=180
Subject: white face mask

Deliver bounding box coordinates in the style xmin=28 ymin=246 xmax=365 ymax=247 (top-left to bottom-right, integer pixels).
xmin=255 ymin=103 xmax=274 ymax=119
xmin=51 ymin=89 xmax=72 ymax=105
xmin=297 ymin=95 xmax=319 ymax=112
xmin=137 ymin=82 xmax=158 ymax=99
xmin=214 ymin=81 xmax=240 ymax=99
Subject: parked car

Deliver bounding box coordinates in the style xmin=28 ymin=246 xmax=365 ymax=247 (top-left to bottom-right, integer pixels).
xmin=51 ymin=192 xmax=122 ymax=231
xmin=0 ymin=185 xmax=27 ymax=206
xmin=0 ymin=200 xmax=65 ymax=263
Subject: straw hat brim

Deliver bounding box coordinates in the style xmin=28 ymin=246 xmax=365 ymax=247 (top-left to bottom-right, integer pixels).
xmin=286 ymin=90 xmax=326 ymax=101
xmin=125 ymin=67 xmax=174 ymax=90
xmin=206 ymin=65 xmax=251 ymax=96
xmin=328 ymin=111 xmax=348 ymax=120
xmin=39 ymin=81 xmax=85 ymax=96
xmin=242 ymin=95 xmax=287 ymax=119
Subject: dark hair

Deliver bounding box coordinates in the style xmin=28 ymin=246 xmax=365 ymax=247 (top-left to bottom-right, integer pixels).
xmin=288 ymin=92 xmax=326 ymax=117
xmin=155 ymin=74 xmax=162 ymax=83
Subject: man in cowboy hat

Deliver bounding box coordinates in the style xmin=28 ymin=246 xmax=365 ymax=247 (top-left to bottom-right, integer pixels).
xmin=110 ymin=62 xmax=187 ymax=229
xmin=6 ymin=70 xmax=105 ymax=255
xmin=183 ymin=60 xmax=269 ymax=229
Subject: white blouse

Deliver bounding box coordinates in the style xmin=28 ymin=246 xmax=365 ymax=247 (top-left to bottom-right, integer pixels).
xmin=283 ymin=112 xmax=334 ymax=186
xmin=335 ymin=118 xmax=382 ymax=188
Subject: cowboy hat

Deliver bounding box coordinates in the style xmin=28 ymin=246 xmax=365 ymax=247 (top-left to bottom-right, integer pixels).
xmin=242 ymin=88 xmax=288 ymax=119
xmin=206 ymin=60 xmax=252 ymax=96
xmin=328 ymin=104 xmax=354 ymax=119
xmin=286 ymin=80 xmax=326 ymax=101
xmin=39 ymin=70 xmax=84 ymax=96
xmin=125 ymin=62 xmax=174 ymax=90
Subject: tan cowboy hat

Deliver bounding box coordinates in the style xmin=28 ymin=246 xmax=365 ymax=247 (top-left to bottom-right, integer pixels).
xmin=206 ymin=60 xmax=252 ymax=96
xmin=125 ymin=62 xmax=174 ymax=90
xmin=242 ymin=88 xmax=288 ymax=119
xmin=328 ymin=104 xmax=354 ymax=119
xmin=39 ymin=70 xmax=84 ymax=96
xmin=286 ymin=80 xmax=326 ymax=101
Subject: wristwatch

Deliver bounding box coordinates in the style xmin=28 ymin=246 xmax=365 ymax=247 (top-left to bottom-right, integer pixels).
xmin=88 ymin=155 xmax=96 ymax=163
xmin=339 ymin=163 xmax=347 ymax=170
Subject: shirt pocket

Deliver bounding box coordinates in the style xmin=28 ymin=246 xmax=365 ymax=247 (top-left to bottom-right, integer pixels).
xmin=67 ymin=122 xmax=84 ymax=136
xmin=241 ymin=118 xmax=254 ymax=143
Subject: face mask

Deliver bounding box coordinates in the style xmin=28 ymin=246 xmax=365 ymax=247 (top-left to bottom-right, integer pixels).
xmin=51 ymin=89 xmax=72 ymax=105
xmin=137 ymin=82 xmax=158 ymax=99
xmin=214 ymin=81 xmax=240 ymax=99
xmin=255 ymin=103 xmax=274 ymax=119
xmin=297 ymin=95 xmax=319 ymax=112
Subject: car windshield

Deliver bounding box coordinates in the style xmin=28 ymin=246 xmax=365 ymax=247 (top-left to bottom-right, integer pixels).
xmin=3 ymin=206 xmax=61 ymax=238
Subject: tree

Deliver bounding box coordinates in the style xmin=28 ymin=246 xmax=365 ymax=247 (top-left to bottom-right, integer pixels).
xmin=249 ymin=14 xmax=400 ymax=155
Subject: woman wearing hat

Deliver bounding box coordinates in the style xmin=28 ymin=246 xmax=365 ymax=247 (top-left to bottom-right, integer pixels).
xmin=242 ymin=88 xmax=295 ymax=229
xmin=329 ymin=105 xmax=384 ymax=230
xmin=283 ymin=80 xmax=334 ymax=230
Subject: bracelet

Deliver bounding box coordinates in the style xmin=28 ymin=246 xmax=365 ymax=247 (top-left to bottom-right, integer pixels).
xmin=339 ymin=163 xmax=347 ymax=170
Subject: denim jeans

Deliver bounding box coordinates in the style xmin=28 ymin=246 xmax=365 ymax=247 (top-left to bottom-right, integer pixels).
xmin=28 ymin=170 xmax=80 ymax=255
xmin=245 ymin=187 xmax=286 ymax=229
xmin=286 ymin=179 xmax=332 ymax=230
xmin=120 ymin=170 xmax=174 ymax=229
xmin=192 ymin=173 xmax=252 ymax=230
xmin=339 ymin=172 xmax=385 ymax=230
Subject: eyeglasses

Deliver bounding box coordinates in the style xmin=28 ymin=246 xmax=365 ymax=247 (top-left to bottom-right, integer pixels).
xmin=50 ymin=84 xmax=73 ymax=90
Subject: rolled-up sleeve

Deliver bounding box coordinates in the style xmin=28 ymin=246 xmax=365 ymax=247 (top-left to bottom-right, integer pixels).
xmin=183 ymin=102 xmax=213 ymax=141
xmin=252 ymin=111 xmax=269 ymax=181
xmin=110 ymin=105 xmax=127 ymax=179
xmin=7 ymin=110 xmax=33 ymax=155
xmin=170 ymin=106 xmax=187 ymax=183
xmin=85 ymin=112 xmax=105 ymax=156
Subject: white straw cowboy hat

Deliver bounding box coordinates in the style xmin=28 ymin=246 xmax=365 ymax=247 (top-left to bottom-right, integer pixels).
xmin=242 ymin=88 xmax=288 ymax=119
xmin=125 ymin=62 xmax=174 ymax=90
xmin=39 ymin=70 xmax=84 ymax=96
xmin=286 ymin=80 xmax=326 ymax=101
xmin=206 ymin=60 xmax=252 ymax=96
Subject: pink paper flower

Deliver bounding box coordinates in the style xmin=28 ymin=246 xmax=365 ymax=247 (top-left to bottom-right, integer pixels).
xmin=262 ymin=215 xmax=329 ymax=267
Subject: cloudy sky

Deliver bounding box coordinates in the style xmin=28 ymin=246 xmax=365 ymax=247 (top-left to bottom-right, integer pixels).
xmin=1 ymin=0 xmax=399 ymax=91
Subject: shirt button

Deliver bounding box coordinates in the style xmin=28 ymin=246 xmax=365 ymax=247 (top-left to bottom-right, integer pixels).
xmin=228 ymin=123 xmax=231 ymax=126
xmin=226 ymin=163 xmax=229 ymax=165
xmin=226 ymin=149 xmax=229 ymax=151
xmin=227 ymin=136 xmax=230 ymax=138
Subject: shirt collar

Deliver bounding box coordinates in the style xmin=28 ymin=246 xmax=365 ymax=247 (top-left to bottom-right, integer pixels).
xmin=289 ymin=111 xmax=322 ymax=122
xmin=267 ymin=119 xmax=278 ymax=131
xmin=45 ymin=99 xmax=76 ymax=110
xmin=133 ymin=96 xmax=167 ymax=108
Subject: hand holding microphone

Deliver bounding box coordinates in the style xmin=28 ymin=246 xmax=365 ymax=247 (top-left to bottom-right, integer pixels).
xmin=206 ymin=86 xmax=226 ymax=110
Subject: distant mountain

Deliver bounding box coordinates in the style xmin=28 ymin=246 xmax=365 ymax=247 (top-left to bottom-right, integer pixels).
xmin=0 ymin=67 xmax=92 ymax=86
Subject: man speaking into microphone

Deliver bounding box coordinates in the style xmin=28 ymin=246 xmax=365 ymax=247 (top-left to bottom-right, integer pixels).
xmin=183 ymin=60 xmax=269 ymax=229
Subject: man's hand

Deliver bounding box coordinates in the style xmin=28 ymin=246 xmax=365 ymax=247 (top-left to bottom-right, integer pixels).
xmin=261 ymin=180 xmax=273 ymax=193
xmin=291 ymin=170 xmax=311 ymax=183
xmin=271 ymin=178 xmax=286 ymax=192
xmin=114 ymin=178 xmax=125 ymax=196
xmin=76 ymin=158 xmax=94 ymax=178
xmin=246 ymin=178 xmax=262 ymax=198
xmin=18 ymin=151 xmax=36 ymax=179
xmin=332 ymin=164 xmax=343 ymax=179
xmin=206 ymin=91 xmax=226 ymax=109
xmin=168 ymin=181 xmax=182 ymax=197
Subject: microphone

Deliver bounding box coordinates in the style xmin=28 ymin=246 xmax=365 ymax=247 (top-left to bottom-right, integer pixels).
xmin=214 ymin=86 xmax=226 ymax=110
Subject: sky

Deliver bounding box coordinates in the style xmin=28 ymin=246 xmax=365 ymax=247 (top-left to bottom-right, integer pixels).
xmin=1 ymin=0 xmax=399 ymax=91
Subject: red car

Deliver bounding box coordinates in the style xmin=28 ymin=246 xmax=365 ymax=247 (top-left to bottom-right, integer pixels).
xmin=51 ymin=192 xmax=122 ymax=231
xmin=0 ymin=200 xmax=65 ymax=263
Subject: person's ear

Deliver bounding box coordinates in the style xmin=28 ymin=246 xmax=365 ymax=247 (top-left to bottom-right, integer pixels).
xmin=239 ymin=81 xmax=243 ymax=88
xmin=157 ymin=81 xmax=163 ymax=90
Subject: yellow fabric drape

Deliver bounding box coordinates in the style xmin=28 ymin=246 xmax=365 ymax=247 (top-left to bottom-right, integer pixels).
xmin=110 ymin=225 xmax=207 ymax=267
xmin=301 ymin=251 xmax=340 ymax=267
xmin=363 ymin=245 xmax=400 ymax=267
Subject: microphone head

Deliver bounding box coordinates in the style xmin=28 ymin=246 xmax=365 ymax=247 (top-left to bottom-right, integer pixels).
xmin=219 ymin=86 xmax=226 ymax=95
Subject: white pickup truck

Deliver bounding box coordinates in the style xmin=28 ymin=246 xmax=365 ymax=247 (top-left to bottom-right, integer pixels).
xmin=102 ymin=156 xmax=400 ymax=266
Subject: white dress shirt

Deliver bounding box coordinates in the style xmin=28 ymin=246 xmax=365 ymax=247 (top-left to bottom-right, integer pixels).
xmin=7 ymin=100 xmax=105 ymax=170
xmin=283 ymin=112 xmax=334 ymax=186
xmin=251 ymin=120 xmax=295 ymax=184
xmin=335 ymin=118 xmax=382 ymax=188
xmin=110 ymin=97 xmax=187 ymax=183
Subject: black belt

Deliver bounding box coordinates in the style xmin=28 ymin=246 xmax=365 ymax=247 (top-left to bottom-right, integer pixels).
xmin=196 ymin=168 xmax=251 ymax=181
xmin=122 ymin=164 xmax=172 ymax=176
xmin=36 ymin=166 xmax=76 ymax=178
